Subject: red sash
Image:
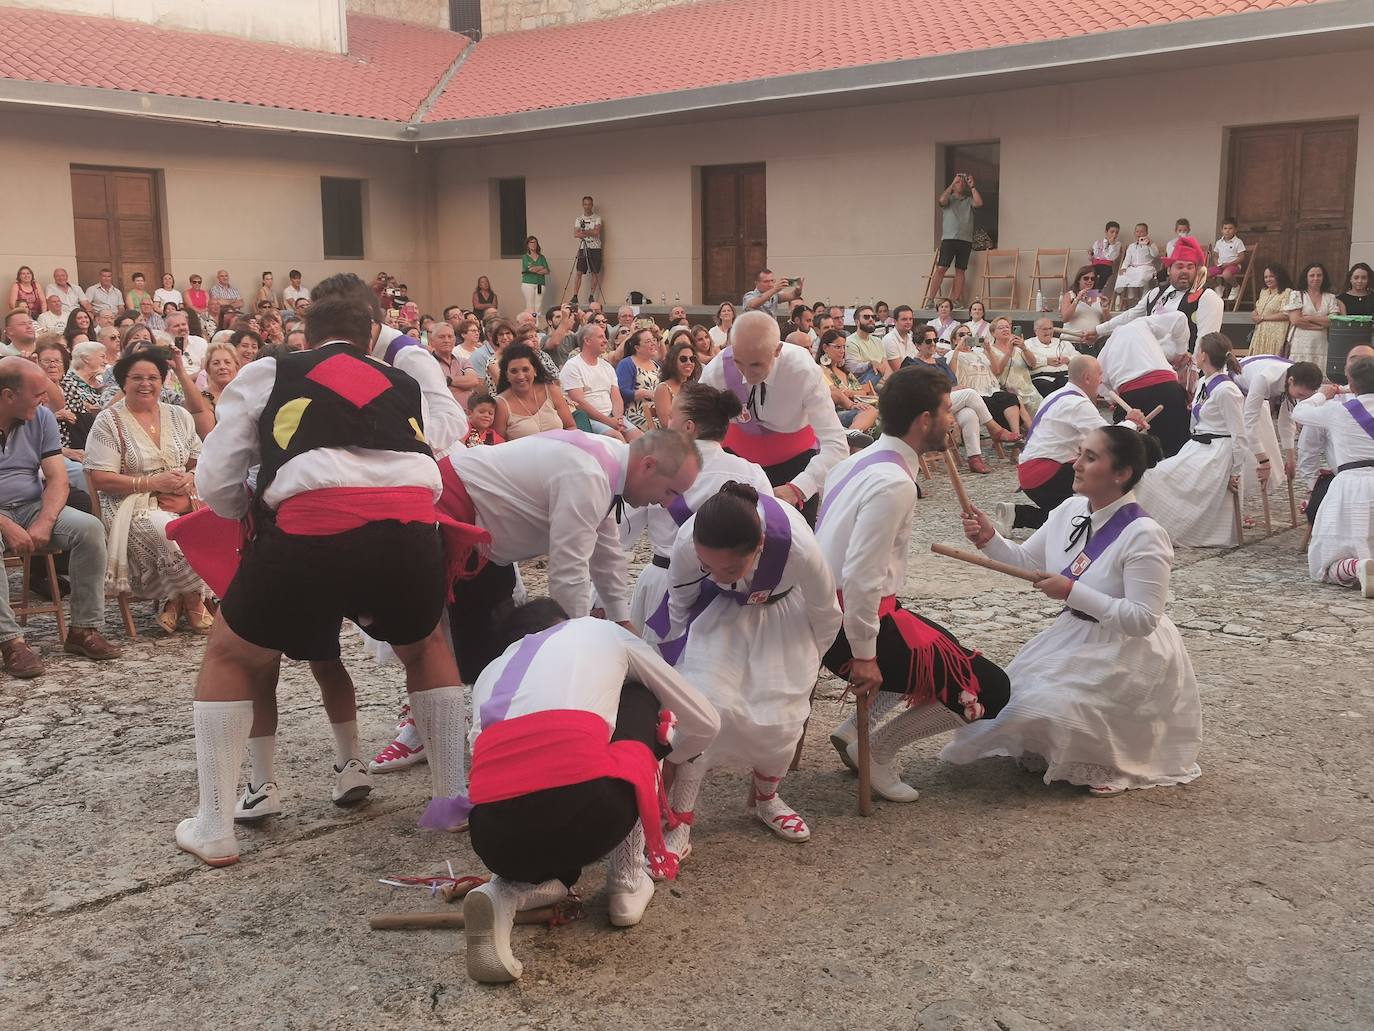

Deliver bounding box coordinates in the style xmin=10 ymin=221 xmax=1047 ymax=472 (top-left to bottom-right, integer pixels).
xmin=723 ymin=422 xmax=817 ymax=468
xmin=1119 ymin=369 xmax=1178 ymax=394
xmin=1017 ymin=457 xmax=1063 ymax=490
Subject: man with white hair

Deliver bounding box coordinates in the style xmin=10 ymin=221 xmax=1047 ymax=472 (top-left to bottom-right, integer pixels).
xmin=163 ymin=309 xmax=208 ymax=374
xmin=699 ymin=310 xmax=846 ymax=524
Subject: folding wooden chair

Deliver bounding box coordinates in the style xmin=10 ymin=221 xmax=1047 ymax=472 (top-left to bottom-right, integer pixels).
xmin=1025 ymin=249 xmax=1071 ymax=309
xmin=978 ymin=250 xmax=1019 ymax=310
xmin=3 ymin=548 xmax=68 ymax=642
xmin=1230 ymin=244 xmax=1259 ymax=312
xmin=922 ymin=255 xmax=955 ymax=306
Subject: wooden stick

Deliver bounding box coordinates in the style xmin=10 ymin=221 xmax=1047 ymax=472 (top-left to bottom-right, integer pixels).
xmin=1231 ymin=489 xmax=1245 ymax=546
xmin=369 ymin=906 xmax=559 ymax=931
xmin=439 ymin=877 xmax=488 ymax=904
xmin=1143 ymin=404 xmax=1165 ymax=425
xmin=1106 ymin=389 xmax=1129 ymax=412
xmin=855 ymin=689 xmax=873 ymax=817
xmin=1287 ymin=479 xmax=1299 ymax=528
xmin=1261 ymin=482 xmax=1272 ymax=533
xmin=930 ymin=542 xmax=1046 ymax=583
xmin=944 ymin=448 xmax=974 ymax=516
xmin=789 ymin=685 xmax=816 ymax=771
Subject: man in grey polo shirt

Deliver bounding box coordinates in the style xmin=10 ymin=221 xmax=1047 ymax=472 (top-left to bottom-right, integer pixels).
xmin=742 ymin=267 xmax=804 ymax=315
xmin=925 ymin=173 xmax=984 ymax=307
xmin=0 ymin=358 xmax=121 ymax=677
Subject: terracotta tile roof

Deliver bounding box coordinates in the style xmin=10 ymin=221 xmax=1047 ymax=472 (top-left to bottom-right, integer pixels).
xmin=424 ymin=0 xmax=1325 ymax=122
xmin=0 ymin=8 xmax=467 ymax=122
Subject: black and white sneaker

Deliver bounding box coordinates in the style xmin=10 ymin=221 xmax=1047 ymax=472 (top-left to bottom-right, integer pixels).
xmin=234 ymin=781 xmax=282 ymax=822
xmin=332 ymin=759 xmax=373 ymax=806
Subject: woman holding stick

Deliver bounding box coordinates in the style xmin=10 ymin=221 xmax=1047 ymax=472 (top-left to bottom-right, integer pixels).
xmin=941 ymin=425 xmax=1201 ymax=796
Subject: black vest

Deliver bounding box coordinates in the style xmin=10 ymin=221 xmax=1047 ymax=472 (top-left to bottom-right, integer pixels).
xmin=255 ymin=342 xmax=431 ymax=508
xmin=1145 ymin=285 xmax=1203 ymax=350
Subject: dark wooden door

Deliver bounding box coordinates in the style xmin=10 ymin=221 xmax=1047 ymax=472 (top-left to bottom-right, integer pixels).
xmin=71 ymin=167 xmax=164 ymax=300
xmin=1226 ymin=120 xmax=1356 ymax=287
xmin=702 ymin=163 xmax=766 ymax=305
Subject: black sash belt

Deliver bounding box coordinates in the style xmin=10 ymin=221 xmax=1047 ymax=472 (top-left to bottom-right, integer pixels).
xmin=1064 ymin=608 xmax=1099 ymax=623
xmin=651 ymin=554 xmax=671 ymax=569
xmin=1190 ymin=433 xmax=1232 ymax=445
xmin=1337 ymin=459 xmax=1374 ymax=474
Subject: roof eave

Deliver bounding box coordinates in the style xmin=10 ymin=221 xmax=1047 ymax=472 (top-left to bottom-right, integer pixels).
xmin=415 ymin=0 xmax=1374 ymax=141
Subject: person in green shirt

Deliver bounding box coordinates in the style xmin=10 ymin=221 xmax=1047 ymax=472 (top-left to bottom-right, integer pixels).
xmin=520 ymin=236 xmax=550 ymax=316
xmin=125 ymin=271 xmax=151 ymax=312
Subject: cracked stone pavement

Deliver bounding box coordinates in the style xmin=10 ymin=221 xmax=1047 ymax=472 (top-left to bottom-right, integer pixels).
xmin=1 ymin=458 xmax=1370 ymax=1031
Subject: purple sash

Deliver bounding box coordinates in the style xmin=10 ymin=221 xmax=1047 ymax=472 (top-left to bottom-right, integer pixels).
xmin=1345 ymin=398 xmax=1374 ymax=442
xmin=543 ymin=429 xmax=624 ymax=492
xmin=666 ymin=493 xmax=692 ymax=526
xmin=646 ymin=494 xmax=793 ymax=665
xmin=815 ymin=448 xmax=912 ymax=529
xmin=382 ymin=332 xmax=421 ymax=367
xmin=1060 ymin=502 xmax=1146 ymax=581
xmin=720 ymin=346 xmax=766 ymax=437
xmin=1192 ymin=373 xmax=1233 ymax=422
xmin=420 ymin=620 xmax=573 ymax=829
xmin=1023 ymin=386 xmax=1085 ymax=445
xmin=1241 ymin=354 xmax=1291 ymax=369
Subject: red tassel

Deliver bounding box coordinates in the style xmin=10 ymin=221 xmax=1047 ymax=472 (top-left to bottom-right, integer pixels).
xmin=655 ymin=709 xmax=676 ymax=746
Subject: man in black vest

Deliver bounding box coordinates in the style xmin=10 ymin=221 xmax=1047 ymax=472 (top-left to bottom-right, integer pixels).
xmin=176 ymin=274 xmax=464 ymax=868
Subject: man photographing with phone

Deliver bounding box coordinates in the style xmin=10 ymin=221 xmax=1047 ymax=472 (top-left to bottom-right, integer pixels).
xmin=925 ymin=173 xmax=983 ymax=307
xmin=742 ymin=268 xmax=804 ymax=315
xmin=571 ymin=195 xmax=603 ymax=305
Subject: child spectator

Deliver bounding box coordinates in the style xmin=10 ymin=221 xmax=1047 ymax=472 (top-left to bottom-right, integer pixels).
xmin=465 ymin=394 xmax=505 ymax=447
xmin=1115 ymin=223 xmax=1160 ymax=310
xmin=1209 ymin=218 xmax=1247 ymax=300
xmin=1165 ymin=218 xmax=1192 ymax=259
xmin=1089 ymin=222 xmax=1121 ymax=291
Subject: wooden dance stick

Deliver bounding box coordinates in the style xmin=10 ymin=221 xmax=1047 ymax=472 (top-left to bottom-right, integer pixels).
xmin=1261 ymin=482 xmax=1272 ymax=533
xmin=855 ymin=689 xmax=873 ymax=817
xmin=1143 ymin=404 xmax=1165 ymax=425
xmin=944 ymin=448 xmax=974 ymax=516
xmin=930 ymin=542 xmax=1046 ymax=584
xmin=1231 ymin=489 xmax=1245 ymax=545
xmin=370 ymin=906 xmax=558 ymax=931
xmin=1287 ymin=479 xmax=1299 ymax=528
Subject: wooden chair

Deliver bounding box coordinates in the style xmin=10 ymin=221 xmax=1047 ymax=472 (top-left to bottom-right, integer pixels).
xmin=1229 ymin=245 xmax=1259 ymax=311
xmin=978 ymin=250 xmax=1020 ymax=310
xmin=1025 ymin=249 xmax=1071 ymax=309
xmin=3 ymin=548 xmax=68 ymax=642
xmin=922 ymin=255 xmax=955 ymax=306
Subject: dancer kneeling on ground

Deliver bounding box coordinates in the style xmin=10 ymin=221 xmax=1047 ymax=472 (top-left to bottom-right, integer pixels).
xmin=1135 ymin=332 xmax=1248 ymax=547
xmin=1294 ymin=355 xmax=1374 ymax=595
xmin=451 ymin=600 xmax=719 ymax=983
xmin=816 ymin=366 xmax=1011 ymax=800
xmin=942 ymin=426 xmax=1202 ymax=796
xmin=651 ymin=481 xmax=841 ymax=852
xmin=176 ymin=274 xmax=465 ymax=867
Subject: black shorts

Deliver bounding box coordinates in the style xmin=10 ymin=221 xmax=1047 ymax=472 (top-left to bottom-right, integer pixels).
xmin=575 ymin=249 xmax=603 ymax=274
xmin=221 ymin=519 xmax=446 ymax=662
xmin=938 ymin=239 xmax=973 ymax=270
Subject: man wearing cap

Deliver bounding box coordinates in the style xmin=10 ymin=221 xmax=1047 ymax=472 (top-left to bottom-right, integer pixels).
xmin=1083 ymin=236 xmax=1223 ymax=378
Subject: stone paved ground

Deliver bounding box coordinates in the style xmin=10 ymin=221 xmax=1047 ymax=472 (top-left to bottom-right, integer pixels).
xmin=1 ymin=458 xmax=1371 ymax=1031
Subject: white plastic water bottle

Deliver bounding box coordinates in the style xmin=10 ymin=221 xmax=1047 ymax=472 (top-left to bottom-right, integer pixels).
xmin=1035 ymin=290 xmax=1045 ymax=311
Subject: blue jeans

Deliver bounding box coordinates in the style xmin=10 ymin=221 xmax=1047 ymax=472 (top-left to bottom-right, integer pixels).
xmin=0 ymin=500 xmax=107 ymax=641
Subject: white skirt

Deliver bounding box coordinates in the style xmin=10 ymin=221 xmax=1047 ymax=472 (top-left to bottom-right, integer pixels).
xmin=1135 ymin=438 xmax=1242 ymax=547
xmin=630 ymin=562 xmax=669 ymax=635
xmin=675 ymin=589 xmax=819 ymax=775
xmin=1287 ymin=328 xmax=1327 ymax=368
xmin=1116 ymin=265 xmax=1156 ymax=289
xmin=940 ymin=611 xmax=1202 ymax=790
xmin=1241 ymin=411 xmax=1288 ymax=496
xmin=1308 ymin=467 xmax=1374 ymax=581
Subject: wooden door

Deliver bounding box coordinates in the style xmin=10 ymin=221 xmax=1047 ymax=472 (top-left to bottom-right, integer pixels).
xmin=1225 ymin=121 xmax=1356 ymax=287
xmin=702 ymin=163 xmax=766 ymax=306
xmin=70 ymin=167 xmax=164 ymax=300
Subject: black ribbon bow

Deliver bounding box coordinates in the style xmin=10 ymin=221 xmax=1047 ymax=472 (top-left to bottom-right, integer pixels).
xmin=1067 ymin=513 xmax=1093 ymax=550
xmin=608 ymin=494 xmax=625 ymax=524
xmin=746 ymin=382 xmax=766 ymax=419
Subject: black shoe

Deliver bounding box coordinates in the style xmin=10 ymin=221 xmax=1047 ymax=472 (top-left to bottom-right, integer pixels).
xmin=27 ymin=573 xmax=71 ymax=602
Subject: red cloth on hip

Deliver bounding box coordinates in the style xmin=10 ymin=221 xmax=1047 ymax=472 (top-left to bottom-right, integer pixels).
xmin=276 ymin=486 xmax=437 ymax=535
xmin=724 ymin=423 xmax=817 ymax=468
xmin=837 ymin=591 xmax=979 ymax=707
xmin=468 ymin=708 xmax=686 ymax=879
xmin=1119 ymin=369 xmax=1178 ymax=394
xmin=1017 ymin=457 xmax=1065 ymax=490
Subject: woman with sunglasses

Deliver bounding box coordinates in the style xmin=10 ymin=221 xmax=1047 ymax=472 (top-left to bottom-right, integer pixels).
xmin=652 ymin=338 xmax=700 ymax=430
xmin=948 ymin=322 xmax=1026 ymax=439
xmin=817 ymin=330 xmax=878 ymax=436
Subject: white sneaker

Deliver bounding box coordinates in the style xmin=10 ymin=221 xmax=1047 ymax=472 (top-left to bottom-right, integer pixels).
xmin=175 ymin=816 xmax=239 ymax=867
xmin=608 ymin=868 xmax=655 ymax=927
xmin=829 ymin=724 xmax=858 ymax=772
xmin=753 ymin=793 xmax=811 ymax=842
xmin=233 ymin=781 xmax=282 ymax=822
xmin=1229 ymin=287 xmax=1241 ymax=301
xmin=331 ymin=758 xmax=372 ymax=806
xmin=464 ymin=879 xmax=523 ymax=982
xmin=1359 ymin=559 xmax=1374 ymax=599
xmin=990 ymin=501 xmax=1015 ymax=537
xmin=369 ymin=705 xmax=426 ymax=773
xmin=846 ymin=740 xmax=920 ymax=802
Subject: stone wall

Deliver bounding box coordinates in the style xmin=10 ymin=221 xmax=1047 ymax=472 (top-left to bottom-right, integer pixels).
xmin=346 ymin=0 xmax=448 ymax=28
xmin=481 ymin=0 xmax=703 ymax=35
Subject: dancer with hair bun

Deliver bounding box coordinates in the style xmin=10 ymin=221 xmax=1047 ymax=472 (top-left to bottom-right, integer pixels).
xmin=1135 ymin=332 xmax=1248 ymax=547
xmin=625 ymin=383 xmax=773 ymax=632
xmin=649 ymin=481 xmax=841 ymax=854
xmin=944 ymin=426 xmax=1202 ymax=797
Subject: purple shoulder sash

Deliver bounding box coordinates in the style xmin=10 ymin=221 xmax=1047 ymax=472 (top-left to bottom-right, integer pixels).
xmin=1193 ymin=373 xmax=1234 ymax=421
xmin=543 ymin=430 xmax=623 ymax=491
xmin=383 ymin=333 xmax=421 ymax=367
xmin=816 ymin=449 xmax=912 ymax=529
xmin=1024 ymin=386 xmax=1085 ymax=445
xmin=720 ymin=347 xmax=748 ymax=404
xmin=666 ymin=493 xmax=692 ymax=526
xmin=1345 ymin=398 xmax=1374 ymax=442
xmin=1060 ymin=502 xmax=1146 ymax=581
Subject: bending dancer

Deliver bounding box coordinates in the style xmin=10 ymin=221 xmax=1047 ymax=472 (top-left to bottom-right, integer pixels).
xmin=943 ymin=426 xmax=1202 ymax=796
xmin=652 ymin=482 xmax=841 ymax=852
xmin=1298 ymin=345 xmax=1374 ymax=527
xmin=1097 ymin=311 xmax=1192 ymax=457
xmin=452 ymin=602 xmax=719 ymax=983
xmin=1295 ymin=355 xmax=1374 ymax=594
xmin=177 ymin=274 xmax=463 ymax=866
xmin=625 ymin=384 xmax=772 ymax=631
xmin=816 ymin=367 xmax=1011 ymax=800
xmin=699 ymin=310 xmax=846 ymax=524
xmin=1136 ymin=333 xmax=1248 ymax=547
xmin=1234 ymin=355 xmax=1322 ymax=498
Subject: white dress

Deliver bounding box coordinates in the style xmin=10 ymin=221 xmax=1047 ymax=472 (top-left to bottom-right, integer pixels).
xmin=1294 ymin=392 xmax=1374 ymax=581
xmin=1116 ymin=242 xmax=1160 ymax=289
xmin=1135 ymin=375 xmax=1247 ymax=547
xmin=940 ymin=492 xmax=1202 ymax=791
xmin=626 ymin=440 xmax=773 ymax=631
xmin=1284 ymin=290 xmax=1337 ymax=367
xmin=1061 ymin=293 xmax=1105 ymax=337
xmin=658 ymin=499 xmax=841 ymax=776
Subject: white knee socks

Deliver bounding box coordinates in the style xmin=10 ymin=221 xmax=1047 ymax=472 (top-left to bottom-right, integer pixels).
xmin=607 ymin=820 xmax=647 ymax=894
xmin=408 ymin=687 xmax=467 ymax=803
xmin=833 ymin=690 xmax=903 ymax=741
xmin=247 ymin=735 xmax=276 ymax=787
xmin=330 ymin=720 xmax=362 ymax=768
xmin=871 ymin=703 xmax=967 ymax=765
xmin=192 ymin=700 xmax=254 ymax=840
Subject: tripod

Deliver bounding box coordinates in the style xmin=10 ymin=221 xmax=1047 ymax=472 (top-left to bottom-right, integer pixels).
xmin=559 ymin=231 xmax=605 ymax=308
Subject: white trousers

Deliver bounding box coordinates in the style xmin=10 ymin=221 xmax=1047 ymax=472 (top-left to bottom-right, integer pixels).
xmin=520 ymin=282 xmax=543 ymax=315
xmin=952 ymin=387 xmax=992 ymax=456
